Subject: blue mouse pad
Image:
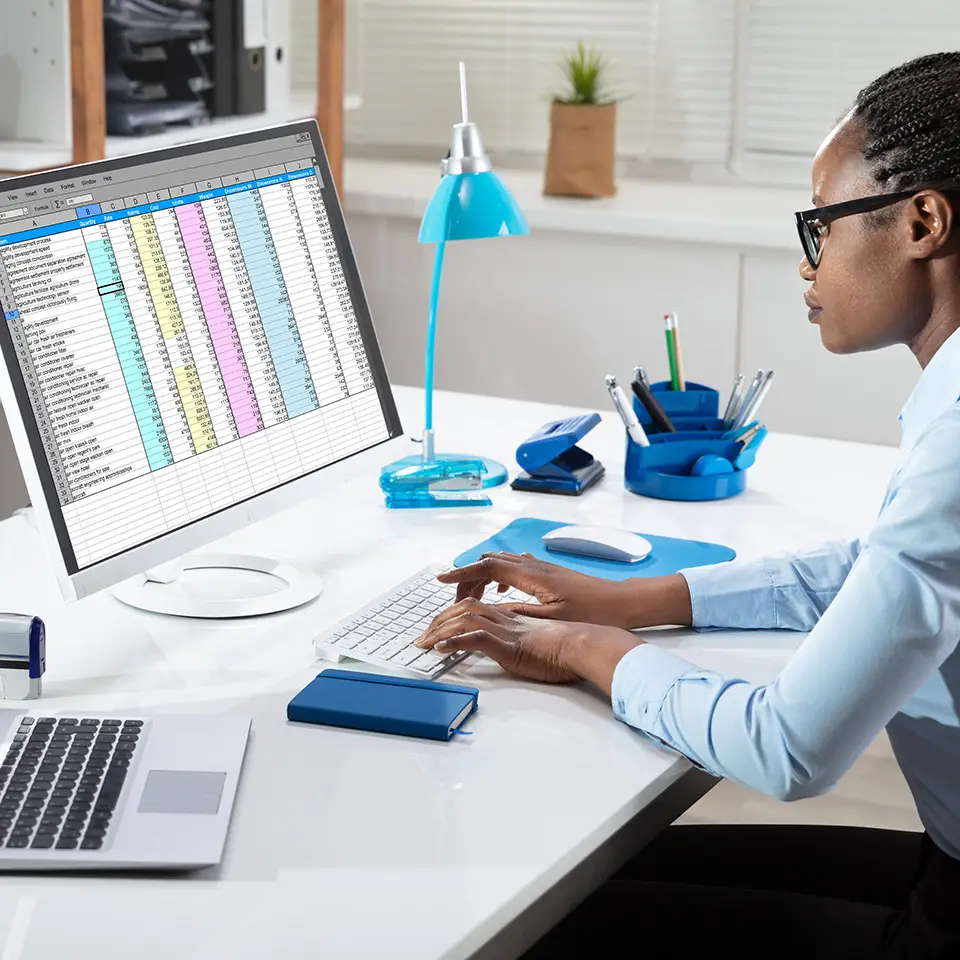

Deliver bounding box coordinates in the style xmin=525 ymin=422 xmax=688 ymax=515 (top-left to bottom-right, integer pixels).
xmin=453 ymin=518 xmax=735 ymax=581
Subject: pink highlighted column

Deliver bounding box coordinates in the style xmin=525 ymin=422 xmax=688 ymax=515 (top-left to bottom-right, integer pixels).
xmin=175 ymin=202 xmax=264 ymax=437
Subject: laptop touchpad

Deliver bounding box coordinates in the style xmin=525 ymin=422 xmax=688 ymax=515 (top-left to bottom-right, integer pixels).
xmin=138 ymin=770 xmax=227 ymax=815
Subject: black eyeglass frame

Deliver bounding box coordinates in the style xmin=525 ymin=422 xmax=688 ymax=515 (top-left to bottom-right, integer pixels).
xmin=794 ymin=187 xmax=953 ymax=268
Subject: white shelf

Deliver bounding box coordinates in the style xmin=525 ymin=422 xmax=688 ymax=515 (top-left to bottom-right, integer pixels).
xmin=105 ymin=93 xmax=362 ymax=159
xmin=0 ymin=142 xmax=73 ymax=175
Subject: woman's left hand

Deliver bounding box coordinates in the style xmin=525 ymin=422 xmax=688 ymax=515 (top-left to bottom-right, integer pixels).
xmin=416 ymin=598 xmax=644 ymax=687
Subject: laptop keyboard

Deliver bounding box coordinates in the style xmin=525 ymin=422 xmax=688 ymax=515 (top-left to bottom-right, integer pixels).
xmin=0 ymin=716 xmax=145 ymax=852
xmin=314 ymin=564 xmax=536 ymax=680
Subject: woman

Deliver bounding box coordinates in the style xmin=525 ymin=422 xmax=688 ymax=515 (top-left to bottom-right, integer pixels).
xmin=416 ymin=53 xmax=960 ymax=958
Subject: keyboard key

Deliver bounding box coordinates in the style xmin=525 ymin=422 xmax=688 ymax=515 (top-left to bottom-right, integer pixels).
xmin=410 ymin=652 xmax=443 ymax=672
xmin=35 ymin=824 xmax=58 ymax=835
xmin=81 ymin=838 xmax=103 ymax=850
xmin=95 ymin=735 xmax=116 ymax=745
xmin=122 ymin=720 xmax=143 ymax=729
xmin=57 ymin=718 xmax=77 ymax=726
xmin=51 ymin=789 xmax=73 ymax=800
xmin=84 ymin=827 xmax=106 ymax=839
xmin=79 ymin=719 xmax=99 ymax=727
xmin=30 ymin=836 xmax=54 ymax=849
xmin=56 ymin=838 xmax=78 ymax=849
xmin=356 ymin=636 xmax=387 ymax=655
xmin=19 ymin=718 xmax=34 ymax=726
xmin=6 ymin=836 xmax=28 ymax=848
xmin=391 ymin=646 xmax=423 ymax=666
xmin=118 ymin=734 xmax=139 ymax=743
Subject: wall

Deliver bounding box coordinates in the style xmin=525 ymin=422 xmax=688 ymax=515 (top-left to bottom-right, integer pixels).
xmin=0 ymin=404 xmax=28 ymax=519
xmin=346 ymin=213 xmax=918 ymax=447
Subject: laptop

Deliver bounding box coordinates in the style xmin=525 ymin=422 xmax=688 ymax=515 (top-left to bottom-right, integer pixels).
xmin=0 ymin=710 xmax=250 ymax=870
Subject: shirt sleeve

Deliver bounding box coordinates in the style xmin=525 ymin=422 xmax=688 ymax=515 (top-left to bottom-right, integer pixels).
xmin=612 ymin=415 xmax=960 ymax=800
xmin=680 ymin=539 xmax=862 ymax=631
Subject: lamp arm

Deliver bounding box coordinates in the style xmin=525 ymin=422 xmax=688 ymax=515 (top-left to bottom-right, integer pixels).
xmin=423 ymin=240 xmax=446 ymax=441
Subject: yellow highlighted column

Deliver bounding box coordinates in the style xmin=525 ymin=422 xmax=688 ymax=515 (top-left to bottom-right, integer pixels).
xmin=131 ymin=214 xmax=217 ymax=454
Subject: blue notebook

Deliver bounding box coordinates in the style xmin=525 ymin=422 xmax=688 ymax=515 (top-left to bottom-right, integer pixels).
xmin=454 ymin=517 xmax=735 ymax=581
xmin=287 ymin=669 xmax=479 ymax=742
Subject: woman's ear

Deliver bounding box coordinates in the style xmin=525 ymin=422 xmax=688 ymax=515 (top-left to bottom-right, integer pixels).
xmin=904 ymin=190 xmax=955 ymax=259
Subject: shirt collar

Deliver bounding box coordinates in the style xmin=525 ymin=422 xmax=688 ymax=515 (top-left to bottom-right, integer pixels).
xmin=899 ymin=326 xmax=960 ymax=449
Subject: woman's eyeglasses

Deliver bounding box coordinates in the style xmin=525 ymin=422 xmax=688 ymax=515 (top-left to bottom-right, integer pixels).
xmin=795 ymin=188 xmax=937 ymax=268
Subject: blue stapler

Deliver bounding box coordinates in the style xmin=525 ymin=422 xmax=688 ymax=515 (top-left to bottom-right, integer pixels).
xmin=511 ymin=414 xmax=605 ymax=496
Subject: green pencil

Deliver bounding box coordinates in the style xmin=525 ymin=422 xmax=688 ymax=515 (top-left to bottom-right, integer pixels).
xmin=664 ymin=312 xmax=685 ymax=391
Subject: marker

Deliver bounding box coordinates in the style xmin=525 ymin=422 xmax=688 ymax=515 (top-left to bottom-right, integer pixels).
xmin=631 ymin=378 xmax=676 ymax=433
xmin=606 ymin=375 xmax=650 ymax=446
xmin=722 ymin=373 xmax=745 ymax=428
xmin=738 ymin=370 xmax=775 ymax=427
xmin=664 ymin=313 xmax=685 ymax=391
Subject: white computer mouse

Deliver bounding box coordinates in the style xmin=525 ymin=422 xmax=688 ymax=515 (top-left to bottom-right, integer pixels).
xmin=542 ymin=525 xmax=653 ymax=563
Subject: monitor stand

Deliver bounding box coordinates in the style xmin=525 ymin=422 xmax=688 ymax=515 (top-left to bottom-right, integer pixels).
xmin=112 ymin=554 xmax=323 ymax=619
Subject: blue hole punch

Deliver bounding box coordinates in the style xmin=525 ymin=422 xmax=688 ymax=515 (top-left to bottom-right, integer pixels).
xmin=511 ymin=414 xmax=605 ymax=496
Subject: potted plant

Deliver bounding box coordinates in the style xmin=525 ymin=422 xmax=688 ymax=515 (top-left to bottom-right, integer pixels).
xmin=543 ymin=42 xmax=618 ymax=198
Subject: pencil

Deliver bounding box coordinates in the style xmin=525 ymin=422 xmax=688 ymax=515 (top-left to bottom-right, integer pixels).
xmin=664 ymin=313 xmax=685 ymax=391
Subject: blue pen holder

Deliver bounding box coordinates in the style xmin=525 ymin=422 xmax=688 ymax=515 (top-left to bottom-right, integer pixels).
xmin=634 ymin=381 xmax=720 ymax=435
xmin=624 ymin=432 xmax=748 ymax=501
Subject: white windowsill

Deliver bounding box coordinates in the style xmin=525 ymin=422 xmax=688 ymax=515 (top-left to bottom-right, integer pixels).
xmin=343 ymin=158 xmax=810 ymax=253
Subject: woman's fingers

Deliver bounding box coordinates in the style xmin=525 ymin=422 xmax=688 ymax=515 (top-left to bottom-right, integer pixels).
xmin=416 ymin=599 xmax=513 ymax=648
xmin=430 ymin=629 xmax=516 ymax=667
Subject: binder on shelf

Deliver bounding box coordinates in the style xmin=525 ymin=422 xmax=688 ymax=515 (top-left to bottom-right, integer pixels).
xmin=206 ymin=0 xmax=236 ymax=117
xmin=235 ymin=0 xmax=267 ymax=115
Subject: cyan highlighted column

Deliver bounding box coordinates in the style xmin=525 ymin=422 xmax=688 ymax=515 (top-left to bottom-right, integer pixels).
xmin=225 ymin=189 xmax=319 ymax=418
xmin=84 ymin=236 xmax=173 ymax=470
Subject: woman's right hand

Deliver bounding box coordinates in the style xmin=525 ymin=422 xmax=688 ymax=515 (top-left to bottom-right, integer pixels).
xmin=434 ymin=552 xmax=692 ymax=630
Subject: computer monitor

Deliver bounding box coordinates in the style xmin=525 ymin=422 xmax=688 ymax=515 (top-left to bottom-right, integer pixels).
xmin=0 ymin=121 xmax=405 ymax=617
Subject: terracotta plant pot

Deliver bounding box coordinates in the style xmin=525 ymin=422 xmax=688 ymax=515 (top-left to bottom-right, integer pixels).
xmin=543 ymin=101 xmax=617 ymax=198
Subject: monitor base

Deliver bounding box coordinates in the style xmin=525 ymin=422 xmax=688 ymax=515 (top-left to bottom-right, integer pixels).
xmin=112 ymin=554 xmax=323 ymax=619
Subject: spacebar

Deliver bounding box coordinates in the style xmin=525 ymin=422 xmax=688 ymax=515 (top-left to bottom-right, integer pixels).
xmin=93 ymin=764 xmax=128 ymax=814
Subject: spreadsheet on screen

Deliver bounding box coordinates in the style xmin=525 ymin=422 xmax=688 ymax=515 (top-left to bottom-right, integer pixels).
xmin=0 ymin=128 xmax=391 ymax=573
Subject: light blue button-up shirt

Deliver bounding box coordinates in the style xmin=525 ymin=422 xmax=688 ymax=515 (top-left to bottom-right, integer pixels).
xmin=612 ymin=327 xmax=960 ymax=859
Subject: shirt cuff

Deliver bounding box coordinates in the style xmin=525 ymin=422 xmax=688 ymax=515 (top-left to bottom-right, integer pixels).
xmin=611 ymin=642 xmax=699 ymax=733
xmin=680 ymin=558 xmax=777 ymax=630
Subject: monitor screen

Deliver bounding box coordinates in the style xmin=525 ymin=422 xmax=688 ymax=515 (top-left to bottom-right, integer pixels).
xmin=0 ymin=123 xmax=401 ymax=575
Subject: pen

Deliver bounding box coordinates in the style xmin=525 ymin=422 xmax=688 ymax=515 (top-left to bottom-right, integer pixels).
xmin=631 ymin=378 xmax=676 ymax=433
xmin=735 ymin=422 xmax=762 ymax=446
xmin=722 ymin=373 xmax=745 ymax=428
xmin=633 ymin=365 xmax=650 ymax=388
xmin=738 ymin=370 xmax=775 ymax=427
xmin=606 ymin=375 xmax=650 ymax=446
xmin=664 ymin=313 xmax=685 ymax=391
xmin=732 ymin=368 xmax=765 ymax=428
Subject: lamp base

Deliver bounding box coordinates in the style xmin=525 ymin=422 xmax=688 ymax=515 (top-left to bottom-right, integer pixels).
xmin=380 ymin=452 xmax=508 ymax=509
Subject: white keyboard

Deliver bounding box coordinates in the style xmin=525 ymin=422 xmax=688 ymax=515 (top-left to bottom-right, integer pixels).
xmin=314 ymin=565 xmax=535 ymax=680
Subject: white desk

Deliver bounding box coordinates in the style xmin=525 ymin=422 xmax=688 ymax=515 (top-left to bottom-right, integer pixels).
xmin=0 ymin=387 xmax=899 ymax=960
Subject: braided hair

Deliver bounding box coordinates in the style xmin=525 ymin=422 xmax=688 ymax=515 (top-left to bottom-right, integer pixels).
xmin=853 ymin=52 xmax=960 ymax=192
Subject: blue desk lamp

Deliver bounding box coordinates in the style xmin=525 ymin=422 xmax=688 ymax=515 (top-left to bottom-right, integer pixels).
xmin=380 ymin=62 xmax=529 ymax=509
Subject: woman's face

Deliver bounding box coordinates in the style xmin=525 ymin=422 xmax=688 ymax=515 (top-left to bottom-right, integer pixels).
xmin=800 ymin=118 xmax=933 ymax=355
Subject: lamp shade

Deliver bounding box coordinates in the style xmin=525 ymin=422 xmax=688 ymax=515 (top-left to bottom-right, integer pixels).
xmin=418 ymin=171 xmax=529 ymax=244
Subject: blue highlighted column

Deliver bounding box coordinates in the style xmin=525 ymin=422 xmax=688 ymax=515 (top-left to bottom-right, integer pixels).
xmin=225 ymin=189 xmax=319 ymax=418
xmin=84 ymin=236 xmax=173 ymax=470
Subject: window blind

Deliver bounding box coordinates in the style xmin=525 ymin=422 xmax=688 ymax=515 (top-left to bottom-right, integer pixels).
xmin=292 ymin=0 xmax=735 ymax=165
xmin=739 ymin=0 xmax=960 ymax=162
xmin=289 ymin=0 xmax=960 ymax=185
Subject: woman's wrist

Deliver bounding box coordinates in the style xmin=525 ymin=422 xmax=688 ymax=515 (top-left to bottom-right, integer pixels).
xmin=563 ymin=625 xmax=644 ymax=697
xmin=617 ymin=574 xmax=693 ymax=629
